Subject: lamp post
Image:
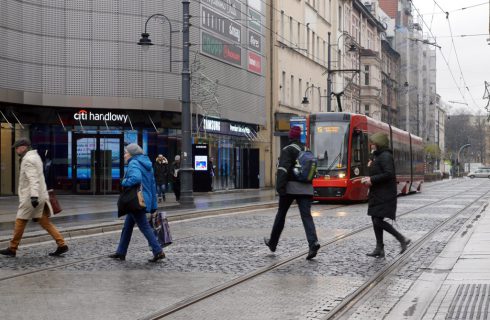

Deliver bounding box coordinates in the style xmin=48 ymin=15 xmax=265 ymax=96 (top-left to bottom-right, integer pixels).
xmin=325 ymin=31 xmax=360 ymax=113
xmin=457 ymin=143 xmax=471 ymax=177
xmin=137 ymin=2 xmax=194 ymax=207
xmin=301 ymin=84 xmax=327 ymax=111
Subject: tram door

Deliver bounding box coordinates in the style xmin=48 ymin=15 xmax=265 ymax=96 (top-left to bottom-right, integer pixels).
xmin=72 ymin=134 xmax=124 ymax=194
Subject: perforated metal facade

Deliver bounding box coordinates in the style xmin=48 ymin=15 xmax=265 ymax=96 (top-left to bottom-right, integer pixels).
xmin=0 ymin=0 xmax=266 ymax=126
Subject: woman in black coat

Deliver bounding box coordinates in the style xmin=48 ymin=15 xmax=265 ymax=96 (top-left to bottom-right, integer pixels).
xmin=362 ymin=132 xmax=411 ymax=258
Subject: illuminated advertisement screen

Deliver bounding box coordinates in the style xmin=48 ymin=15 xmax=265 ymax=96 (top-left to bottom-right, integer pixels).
xmin=195 ymin=155 xmax=208 ymax=171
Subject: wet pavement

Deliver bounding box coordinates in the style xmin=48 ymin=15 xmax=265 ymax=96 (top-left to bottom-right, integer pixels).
xmin=0 ymin=179 xmax=489 ymax=319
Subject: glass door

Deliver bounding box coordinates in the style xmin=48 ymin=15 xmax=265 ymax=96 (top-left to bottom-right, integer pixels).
xmin=72 ymin=134 xmax=123 ymax=194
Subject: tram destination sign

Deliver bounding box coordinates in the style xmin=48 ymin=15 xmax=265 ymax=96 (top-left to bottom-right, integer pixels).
xmin=201 ymin=0 xmax=241 ymax=20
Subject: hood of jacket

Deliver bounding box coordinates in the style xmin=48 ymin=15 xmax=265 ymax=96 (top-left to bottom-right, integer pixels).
xmin=130 ymin=154 xmax=153 ymax=172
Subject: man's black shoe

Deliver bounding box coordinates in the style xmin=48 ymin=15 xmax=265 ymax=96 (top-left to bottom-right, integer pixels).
xmin=263 ymin=237 xmax=276 ymax=252
xmin=306 ymin=242 xmax=321 ymax=260
xmin=400 ymin=238 xmax=412 ymax=254
xmin=0 ymin=247 xmax=16 ymax=257
xmin=109 ymin=253 xmax=126 ymax=261
xmin=148 ymin=251 xmax=165 ymax=263
xmin=49 ymin=245 xmax=68 ymax=257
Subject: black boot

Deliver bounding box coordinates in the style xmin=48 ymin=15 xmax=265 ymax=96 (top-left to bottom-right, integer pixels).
xmin=148 ymin=251 xmax=165 ymax=263
xmin=109 ymin=253 xmax=126 ymax=261
xmin=366 ymin=244 xmax=385 ymax=258
xmin=0 ymin=247 xmax=16 ymax=257
xmin=49 ymin=245 xmax=68 ymax=257
xmin=399 ymin=237 xmax=411 ymax=254
xmin=263 ymin=237 xmax=276 ymax=252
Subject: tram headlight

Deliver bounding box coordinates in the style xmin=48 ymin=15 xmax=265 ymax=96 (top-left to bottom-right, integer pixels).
xmin=338 ymin=172 xmax=346 ymax=179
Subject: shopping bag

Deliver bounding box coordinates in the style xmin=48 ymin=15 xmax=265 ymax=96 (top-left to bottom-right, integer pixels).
xmin=149 ymin=211 xmax=172 ymax=247
xmin=48 ymin=189 xmax=62 ymax=214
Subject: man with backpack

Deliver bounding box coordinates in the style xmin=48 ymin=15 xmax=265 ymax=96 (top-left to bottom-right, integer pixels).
xmin=264 ymin=126 xmax=321 ymax=260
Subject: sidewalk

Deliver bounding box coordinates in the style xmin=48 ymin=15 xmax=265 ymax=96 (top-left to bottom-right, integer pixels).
xmin=0 ymin=188 xmax=277 ymax=239
xmin=385 ymin=201 xmax=490 ymax=319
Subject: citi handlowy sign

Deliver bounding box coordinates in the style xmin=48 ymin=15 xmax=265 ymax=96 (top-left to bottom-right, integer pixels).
xmin=73 ymin=110 xmax=128 ymax=123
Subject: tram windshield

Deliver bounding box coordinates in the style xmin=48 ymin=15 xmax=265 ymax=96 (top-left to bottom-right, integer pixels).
xmin=310 ymin=121 xmax=350 ymax=175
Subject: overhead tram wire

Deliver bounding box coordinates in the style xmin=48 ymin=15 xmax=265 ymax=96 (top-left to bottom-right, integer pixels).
xmin=409 ymin=0 xmax=469 ymax=107
xmin=430 ymin=0 xmax=482 ymax=109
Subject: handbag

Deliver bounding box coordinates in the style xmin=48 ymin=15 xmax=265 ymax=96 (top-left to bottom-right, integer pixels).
xmin=117 ymin=185 xmax=146 ymax=217
xmin=48 ymin=189 xmax=62 ymax=215
xmin=149 ymin=211 xmax=172 ymax=247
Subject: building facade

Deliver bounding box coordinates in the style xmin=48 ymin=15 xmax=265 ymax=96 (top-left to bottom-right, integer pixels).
xmin=0 ymin=0 xmax=272 ymax=195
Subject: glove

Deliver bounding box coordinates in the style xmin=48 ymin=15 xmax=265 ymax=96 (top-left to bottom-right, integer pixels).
xmin=31 ymin=197 xmax=39 ymax=208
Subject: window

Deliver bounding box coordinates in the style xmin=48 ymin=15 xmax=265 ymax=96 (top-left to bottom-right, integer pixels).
xmin=364 ymin=65 xmax=370 ymax=85
xmin=297 ymin=22 xmax=301 ymax=48
xmin=364 ymin=104 xmax=370 ymax=116
xmin=281 ymin=12 xmax=284 ymax=39
xmin=312 ymin=31 xmax=315 ymax=59
xmin=281 ymin=71 xmax=286 ymax=103
xmin=322 ymin=40 xmax=326 ymax=64
xmin=289 ymin=17 xmax=293 ymax=44
xmin=298 ymin=78 xmax=303 ymax=104
xmin=306 ymin=28 xmax=310 ymax=54
xmin=338 ymin=5 xmax=342 ymax=31
xmin=291 ymin=75 xmax=295 ymax=106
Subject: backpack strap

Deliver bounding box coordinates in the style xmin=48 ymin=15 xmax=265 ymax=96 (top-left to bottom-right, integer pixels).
xmin=284 ymin=143 xmax=302 ymax=153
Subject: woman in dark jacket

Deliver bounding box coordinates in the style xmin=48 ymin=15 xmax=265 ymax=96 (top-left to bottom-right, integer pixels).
xmin=362 ymin=132 xmax=411 ymax=258
xmin=153 ymin=155 xmax=169 ymax=202
xmin=109 ymin=143 xmax=165 ymax=262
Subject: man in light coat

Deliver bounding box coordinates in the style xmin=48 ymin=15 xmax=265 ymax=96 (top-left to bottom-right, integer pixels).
xmin=0 ymin=138 xmax=68 ymax=257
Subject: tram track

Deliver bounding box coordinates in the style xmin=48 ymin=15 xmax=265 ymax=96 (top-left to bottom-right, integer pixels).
xmin=0 ymin=179 xmax=476 ymax=319
xmin=138 ymin=182 xmax=487 ymax=319
xmin=322 ymin=192 xmax=490 ymax=320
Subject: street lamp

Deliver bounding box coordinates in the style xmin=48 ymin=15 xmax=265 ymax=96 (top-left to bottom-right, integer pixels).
xmin=138 ymin=2 xmax=195 ymax=207
xmin=325 ymin=32 xmax=360 ymax=112
xmin=301 ymin=84 xmax=327 ymax=111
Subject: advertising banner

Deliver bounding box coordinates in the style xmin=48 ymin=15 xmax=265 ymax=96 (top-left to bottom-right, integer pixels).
xmin=201 ymin=31 xmax=242 ymax=66
xmin=247 ymin=51 xmax=262 ymax=74
xmin=202 ymin=6 xmax=241 ymax=43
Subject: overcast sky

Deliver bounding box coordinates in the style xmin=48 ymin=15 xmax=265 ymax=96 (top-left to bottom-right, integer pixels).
xmin=411 ymin=0 xmax=489 ymax=115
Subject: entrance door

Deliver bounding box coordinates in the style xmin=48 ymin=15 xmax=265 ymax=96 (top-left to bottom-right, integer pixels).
xmin=72 ymin=134 xmax=124 ymax=194
xmin=243 ymin=148 xmax=260 ymax=188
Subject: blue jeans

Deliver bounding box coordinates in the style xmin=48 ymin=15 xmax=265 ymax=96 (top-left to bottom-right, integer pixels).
xmin=116 ymin=210 xmax=162 ymax=256
xmin=269 ymin=195 xmax=318 ymax=249
xmin=156 ymin=184 xmax=166 ymax=199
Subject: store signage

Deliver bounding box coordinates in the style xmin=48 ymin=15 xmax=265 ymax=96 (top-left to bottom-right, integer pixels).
xmin=202 ymin=31 xmax=242 ymax=66
xmin=202 ymin=6 xmax=241 ymax=43
xmin=248 ymin=8 xmax=262 ymax=32
xmin=204 ymin=118 xmax=221 ymax=131
xmin=201 ymin=0 xmax=241 ymax=20
xmin=230 ymin=124 xmax=251 ymax=134
xmin=73 ymin=109 xmax=128 ymax=123
xmin=247 ymin=51 xmax=262 ymax=74
xmin=248 ymin=30 xmax=261 ymax=52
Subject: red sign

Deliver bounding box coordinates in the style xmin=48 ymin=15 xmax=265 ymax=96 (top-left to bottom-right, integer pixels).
xmin=247 ymin=52 xmax=262 ymax=74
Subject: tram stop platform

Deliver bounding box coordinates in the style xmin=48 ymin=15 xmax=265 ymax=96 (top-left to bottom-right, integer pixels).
xmin=0 ymin=188 xmax=278 ymax=244
xmin=385 ymin=202 xmax=490 ymax=320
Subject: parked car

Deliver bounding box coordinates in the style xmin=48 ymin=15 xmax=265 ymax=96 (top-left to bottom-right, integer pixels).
xmin=468 ymin=168 xmax=490 ymax=179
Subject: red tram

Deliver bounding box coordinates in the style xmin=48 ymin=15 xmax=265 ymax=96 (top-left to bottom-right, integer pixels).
xmin=306 ymin=113 xmax=424 ymax=202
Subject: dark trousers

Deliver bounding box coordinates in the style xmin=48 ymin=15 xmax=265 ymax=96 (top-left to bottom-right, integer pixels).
xmin=173 ymin=181 xmax=181 ymax=201
xmin=371 ymin=216 xmax=404 ymax=246
xmin=269 ymin=195 xmax=318 ymax=249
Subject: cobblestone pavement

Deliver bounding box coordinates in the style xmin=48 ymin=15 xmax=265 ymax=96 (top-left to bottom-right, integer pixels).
xmin=0 ymin=179 xmax=488 ymax=320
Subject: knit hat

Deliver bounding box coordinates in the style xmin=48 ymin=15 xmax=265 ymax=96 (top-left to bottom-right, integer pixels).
xmin=125 ymin=143 xmax=144 ymax=156
xmin=175 ymin=155 xmax=181 ymax=161
xmin=289 ymin=126 xmax=302 ymax=140
xmin=12 ymin=138 xmax=31 ymax=148
xmin=369 ymin=132 xmax=389 ymax=149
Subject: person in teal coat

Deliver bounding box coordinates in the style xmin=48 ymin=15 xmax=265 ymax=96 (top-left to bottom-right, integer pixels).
xmin=109 ymin=143 xmax=165 ymax=262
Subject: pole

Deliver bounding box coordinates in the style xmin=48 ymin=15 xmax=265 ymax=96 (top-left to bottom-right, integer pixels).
xmin=416 ymin=93 xmax=419 ymax=136
xmin=180 ymin=0 xmax=194 ymax=207
xmin=457 ymin=143 xmax=471 ymax=177
xmin=327 ymin=32 xmax=332 ymax=112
